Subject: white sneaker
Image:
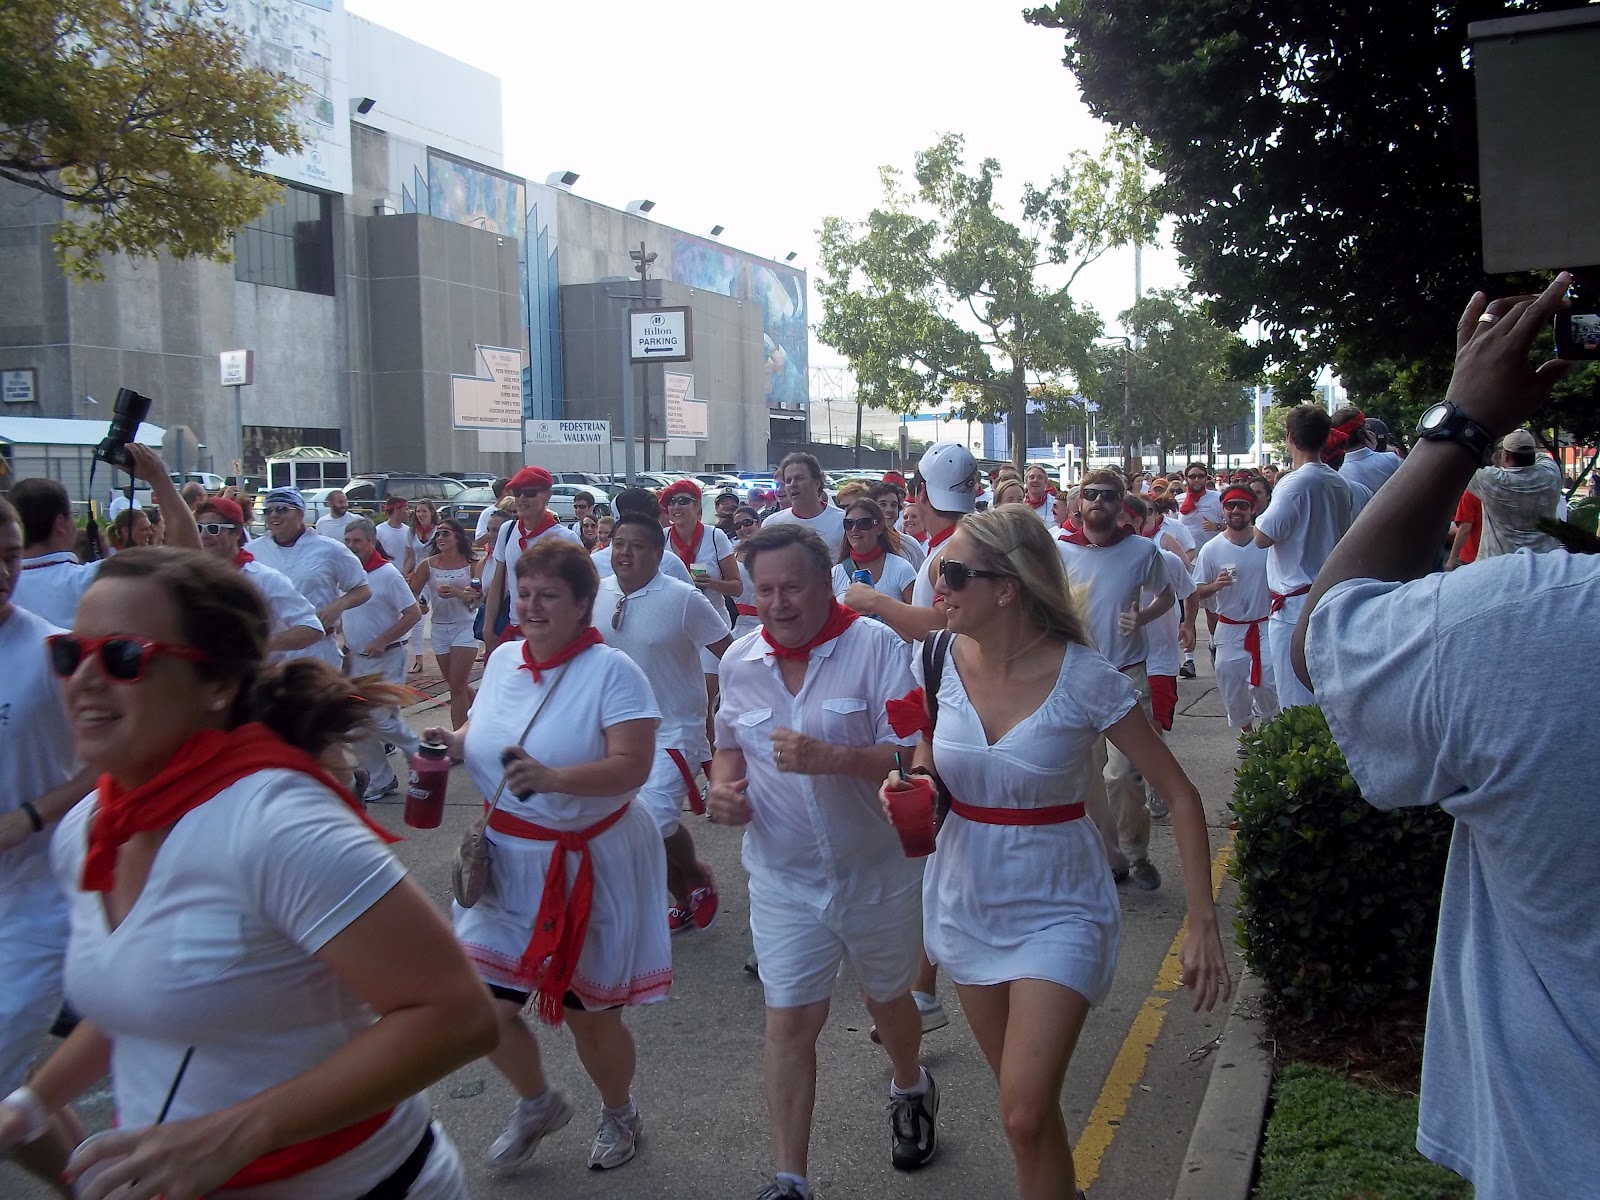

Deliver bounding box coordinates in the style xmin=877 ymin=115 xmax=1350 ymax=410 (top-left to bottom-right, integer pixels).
xmin=485 ymin=1090 xmax=574 ymax=1175
xmin=870 ymin=991 xmax=949 ymax=1043
xmin=588 ymin=1106 xmax=642 ymax=1170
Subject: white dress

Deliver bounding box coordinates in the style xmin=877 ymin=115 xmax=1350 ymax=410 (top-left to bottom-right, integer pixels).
xmin=453 ymin=642 xmax=670 ymax=1009
xmin=920 ymin=640 xmax=1136 ymax=1004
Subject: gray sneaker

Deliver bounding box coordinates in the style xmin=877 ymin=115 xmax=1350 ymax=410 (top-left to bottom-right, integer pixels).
xmin=754 ymin=1181 xmax=805 ymax=1200
xmin=588 ymin=1107 xmax=642 ymax=1170
xmin=486 ymin=1089 xmax=574 ymax=1174
xmin=1128 ymin=858 xmax=1162 ymax=891
xmin=1146 ymin=792 xmax=1170 ymax=819
xmin=870 ymin=992 xmax=948 ymax=1044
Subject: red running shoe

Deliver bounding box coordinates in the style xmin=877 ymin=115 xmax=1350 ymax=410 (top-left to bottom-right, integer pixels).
xmin=688 ymin=862 xmax=719 ymax=931
xmin=668 ymin=902 xmax=692 ymax=934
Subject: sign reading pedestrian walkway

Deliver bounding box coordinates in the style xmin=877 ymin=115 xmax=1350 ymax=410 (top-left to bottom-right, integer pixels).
xmin=629 ymin=307 xmax=693 ymax=363
xmin=527 ymin=420 xmax=611 ymax=445
xmin=451 ymin=345 xmax=524 ymax=431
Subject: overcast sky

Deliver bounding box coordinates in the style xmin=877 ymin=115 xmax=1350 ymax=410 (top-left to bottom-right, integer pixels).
xmin=347 ymin=0 xmax=1188 ymax=368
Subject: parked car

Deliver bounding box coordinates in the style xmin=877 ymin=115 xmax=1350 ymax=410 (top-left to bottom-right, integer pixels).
xmin=441 ymin=471 xmax=497 ymax=486
xmin=343 ymin=473 xmax=466 ymax=516
xmin=169 ymin=471 xmax=229 ymax=493
xmin=440 ymin=486 xmax=496 ymax=529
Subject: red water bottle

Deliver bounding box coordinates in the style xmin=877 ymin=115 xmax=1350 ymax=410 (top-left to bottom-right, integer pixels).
xmin=405 ymin=741 xmax=451 ymax=828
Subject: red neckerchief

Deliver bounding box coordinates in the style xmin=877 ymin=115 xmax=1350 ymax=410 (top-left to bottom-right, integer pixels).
xmin=669 ymin=521 xmax=705 ymax=569
xmin=1025 ymin=493 xmax=1050 ymax=510
xmin=414 ymin=522 xmax=436 ymax=545
xmin=848 ymin=548 xmax=883 ymax=567
xmin=926 ymin=524 xmax=955 ymax=551
xmin=361 ymin=549 xmax=388 ymax=573
xmin=762 ymin=601 xmax=859 ymax=660
xmin=82 ymin=723 xmax=397 ymax=893
xmin=519 ymin=625 xmax=603 ymax=682
xmin=233 ymin=548 xmax=254 ymax=567
xmin=517 ymin=512 xmax=558 ymax=551
xmin=1179 ymin=486 xmax=1206 ymax=515
xmin=1058 ymin=525 xmax=1133 ymax=548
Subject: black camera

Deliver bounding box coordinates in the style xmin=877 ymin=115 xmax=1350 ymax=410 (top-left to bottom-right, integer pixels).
xmin=93 ymin=387 xmax=153 ymax=470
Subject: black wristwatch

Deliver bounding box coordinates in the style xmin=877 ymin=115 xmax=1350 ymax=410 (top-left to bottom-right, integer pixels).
xmin=1416 ymin=402 xmax=1496 ymax=466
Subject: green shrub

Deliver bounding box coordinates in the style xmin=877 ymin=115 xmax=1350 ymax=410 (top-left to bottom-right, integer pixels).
xmin=1229 ymin=706 xmax=1454 ymax=1031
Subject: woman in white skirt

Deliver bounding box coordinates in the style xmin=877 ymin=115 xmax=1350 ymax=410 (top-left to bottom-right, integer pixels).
xmin=0 ymin=548 xmax=496 ymax=1200
xmin=880 ymin=508 xmax=1232 ymax=1200
xmin=424 ymin=538 xmax=667 ymax=1177
xmin=409 ymin=518 xmax=481 ymax=731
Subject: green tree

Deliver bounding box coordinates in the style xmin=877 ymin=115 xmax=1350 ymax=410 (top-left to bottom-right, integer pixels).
xmin=817 ymin=132 xmax=1158 ymax=468
xmin=0 ymin=0 xmax=305 ymax=278
xmin=1021 ymin=0 xmax=1593 ymax=433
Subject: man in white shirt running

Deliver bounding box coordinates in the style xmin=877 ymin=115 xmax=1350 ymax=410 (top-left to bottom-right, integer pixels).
xmin=375 ymin=497 xmax=415 ymax=572
xmin=709 ymin=522 xmax=935 ymax=1200
xmin=1186 ymin=486 xmax=1279 ymax=753
xmin=1331 ymin=407 xmax=1401 ymax=497
xmin=1057 ymin=470 xmax=1174 ymax=889
xmin=0 ymin=496 xmax=97 ymax=1190
xmin=246 ymin=486 xmax=371 ymax=670
xmin=342 ymin=518 xmax=422 ymax=801
xmin=762 ymin=452 xmax=846 ymax=557
xmin=195 ymin=497 xmax=324 ymax=660
xmin=483 ymin=466 xmax=583 ymax=644
xmin=314 ymin=489 xmax=358 ymax=540
xmin=1254 ymin=406 xmax=1355 ymax=709
xmin=598 ymin=513 xmax=733 ymax=933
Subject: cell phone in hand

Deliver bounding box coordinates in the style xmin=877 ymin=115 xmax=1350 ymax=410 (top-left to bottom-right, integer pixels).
xmin=1554 ymin=281 xmax=1600 ymax=360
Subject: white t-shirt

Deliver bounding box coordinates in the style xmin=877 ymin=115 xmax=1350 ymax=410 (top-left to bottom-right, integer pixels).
xmin=591 ymin=545 xmax=693 ymax=583
xmin=831 ymin=553 xmax=918 ymax=603
xmin=465 ymin=641 xmax=659 ymax=831
xmin=1057 ymin=534 xmax=1171 ymax=670
xmin=244 ymin=530 xmax=368 ymax=668
xmin=1305 ymin=552 xmax=1600 ymax=1200
xmin=15 ymin=553 xmax=101 ymax=629
xmin=895 ymin=534 xmax=927 ymax=570
xmin=239 ymin=559 xmax=325 ymax=663
xmin=596 ymin=572 xmax=730 ymax=760
xmin=1254 ymin=462 xmax=1354 ymax=597
xmin=473 ymin=505 xmax=498 ymax=542
xmin=313 ymin=512 xmax=357 ymax=540
xmin=53 ymin=771 xmax=427 ymax=1200
xmin=1191 ymin=534 xmax=1273 ymax=641
xmin=1160 ymin=515 xmax=1196 ymax=561
xmin=374 ymin=521 xmax=411 ymax=567
xmin=0 ymin=606 xmax=76 ymax=889
xmin=491 ymin=517 xmax=583 ymax=607
xmin=341 ymin=561 xmax=417 ymax=656
xmin=665 ymin=523 xmax=735 ymax=581
xmin=1177 ymin=489 xmax=1226 ymax=549
xmin=1021 ymin=495 xmax=1054 ymax=523
xmin=762 ymin=503 xmax=847 ymax=558
xmin=1144 ymin=546 xmax=1195 ymax=677
xmin=1339 ymin=446 xmax=1400 ymax=495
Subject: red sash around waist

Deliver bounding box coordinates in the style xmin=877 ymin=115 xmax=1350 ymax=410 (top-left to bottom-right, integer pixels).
xmin=1268 ymin=584 xmax=1311 ymax=614
xmin=1215 ymin=612 xmax=1266 ymax=686
xmin=223 ymin=1110 xmax=393 ymax=1188
xmin=487 ymin=803 xmax=632 ymax=1024
xmin=948 ymin=798 xmax=1085 ymax=826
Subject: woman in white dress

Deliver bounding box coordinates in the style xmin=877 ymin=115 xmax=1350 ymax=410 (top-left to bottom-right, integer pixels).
xmin=0 ymin=548 xmax=495 ymax=1199
xmin=879 ymin=508 xmax=1231 ymax=1200
xmin=406 ymin=499 xmax=441 ymax=675
xmin=729 ymin=505 xmax=763 ymax=639
xmin=409 ymin=518 xmax=481 ymax=732
xmin=831 ymin=497 xmax=916 ymax=605
xmin=425 ymin=538 xmax=667 ymax=1177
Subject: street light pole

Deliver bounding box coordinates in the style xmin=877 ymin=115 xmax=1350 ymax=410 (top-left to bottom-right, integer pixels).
xmin=631 ymin=242 xmax=658 ymax=473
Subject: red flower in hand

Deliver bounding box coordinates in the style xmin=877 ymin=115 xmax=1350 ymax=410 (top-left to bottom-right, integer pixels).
xmin=886 ymin=688 xmax=932 ymax=740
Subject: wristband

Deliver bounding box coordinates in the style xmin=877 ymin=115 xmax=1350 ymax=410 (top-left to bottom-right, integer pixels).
xmin=21 ymin=801 xmax=43 ymax=833
xmin=2 ymin=1085 xmax=52 ymax=1142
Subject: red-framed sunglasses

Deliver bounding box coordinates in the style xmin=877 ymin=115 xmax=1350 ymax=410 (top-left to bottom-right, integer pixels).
xmin=46 ymin=634 xmax=208 ymax=683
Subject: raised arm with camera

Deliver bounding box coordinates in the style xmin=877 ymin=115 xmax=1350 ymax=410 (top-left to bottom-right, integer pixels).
xmin=124 ymin=444 xmax=200 ymax=550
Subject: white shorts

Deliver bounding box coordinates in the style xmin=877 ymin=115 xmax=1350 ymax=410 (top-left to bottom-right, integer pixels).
xmin=430 ymin=618 xmax=479 ymax=657
xmin=0 ymin=878 xmax=70 ymax=1094
xmin=637 ymin=748 xmax=703 ymax=838
xmin=748 ymin=876 xmax=922 ymax=1009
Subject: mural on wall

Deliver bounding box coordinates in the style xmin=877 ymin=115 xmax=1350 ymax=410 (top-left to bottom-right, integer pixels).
xmin=671 ymin=235 xmax=808 ymax=409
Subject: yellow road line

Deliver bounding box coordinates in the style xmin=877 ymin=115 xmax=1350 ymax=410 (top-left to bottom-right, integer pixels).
xmin=1075 ymin=841 xmax=1233 ymax=1189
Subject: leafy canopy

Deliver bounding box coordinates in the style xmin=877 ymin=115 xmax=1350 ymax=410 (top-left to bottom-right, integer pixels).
xmin=817 ymin=132 xmax=1157 ymax=466
xmin=0 ymin=0 xmax=305 ymax=278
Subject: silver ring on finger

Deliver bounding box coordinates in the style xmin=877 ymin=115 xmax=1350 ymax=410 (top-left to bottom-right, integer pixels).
xmin=1477 ymin=312 xmax=1497 ymax=325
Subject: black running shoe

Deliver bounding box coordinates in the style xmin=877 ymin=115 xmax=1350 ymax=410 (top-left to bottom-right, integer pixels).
xmin=889 ymin=1072 xmax=939 ymax=1170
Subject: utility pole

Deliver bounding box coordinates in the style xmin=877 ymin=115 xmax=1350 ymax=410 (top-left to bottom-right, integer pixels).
xmin=630 ymin=242 xmax=657 ymax=472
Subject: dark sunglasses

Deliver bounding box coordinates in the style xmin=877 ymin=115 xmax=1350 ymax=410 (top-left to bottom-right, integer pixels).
xmin=611 ymin=595 xmax=628 ymax=631
xmin=940 ymin=560 xmax=1011 ymax=591
xmin=667 ymin=495 xmax=697 ymax=507
xmin=513 ymin=489 xmax=547 ymax=501
xmin=47 ymin=633 xmax=207 ymax=683
xmin=1223 ymin=499 xmax=1254 ymax=511
xmin=262 ymin=504 xmax=297 ymax=517
xmin=1080 ymin=486 xmax=1123 ymax=503
xmin=842 ymin=516 xmax=881 ymax=531
xmin=196 ymin=522 xmax=237 ymax=536
xmin=734 ymin=517 xmax=759 ymax=531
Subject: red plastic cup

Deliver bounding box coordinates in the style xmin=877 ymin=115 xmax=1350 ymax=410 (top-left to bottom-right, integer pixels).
xmin=886 ymin=776 xmax=937 ymax=857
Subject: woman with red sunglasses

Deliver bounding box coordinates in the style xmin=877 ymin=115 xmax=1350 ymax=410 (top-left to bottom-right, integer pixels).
xmin=0 ymin=547 xmax=496 ymax=1199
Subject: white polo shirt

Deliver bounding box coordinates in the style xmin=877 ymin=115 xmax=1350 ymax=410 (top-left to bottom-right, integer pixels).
xmin=714 ymin=617 xmax=920 ymax=905
xmin=1255 ymin=462 xmax=1354 ymax=598
xmin=0 ymin=606 xmax=76 ymax=890
xmin=15 ymin=553 xmax=101 ymax=629
xmin=244 ymin=529 xmax=368 ymax=668
xmin=597 ymin=572 xmax=730 ymax=760
xmin=591 ymin=544 xmax=693 ymax=583
xmin=1339 ymin=446 xmax=1400 ymax=495
xmin=314 ymin=512 xmax=357 ymax=540
xmin=1177 ymin=488 xmax=1226 ymax=549
xmin=491 ymin=517 xmax=583 ymax=607
xmin=1057 ymin=533 xmax=1170 ymax=670
xmin=341 ymin=561 xmax=416 ymax=658
xmin=762 ymin=503 xmax=847 ymax=558
xmin=239 ymin=559 xmax=325 ymax=663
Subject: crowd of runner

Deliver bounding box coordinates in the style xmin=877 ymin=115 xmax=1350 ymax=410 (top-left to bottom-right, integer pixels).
xmin=0 ymin=279 xmax=1590 ymax=1200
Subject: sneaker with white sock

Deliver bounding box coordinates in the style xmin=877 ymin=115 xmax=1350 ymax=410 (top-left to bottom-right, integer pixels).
xmin=486 ymin=1089 xmax=574 ymax=1174
xmin=588 ymin=1106 xmax=642 ymax=1170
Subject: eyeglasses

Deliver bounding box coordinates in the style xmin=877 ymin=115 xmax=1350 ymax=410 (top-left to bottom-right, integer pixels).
xmin=1185 ymin=472 xmax=1208 ymax=481
xmin=1080 ymin=487 xmax=1123 ymax=503
xmin=196 ymin=522 xmax=237 ymax=535
xmin=734 ymin=518 xmax=759 ymax=531
xmin=1223 ymin=500 xmax=1254 ymax=511
xmin=611 ymin=595 xmax=628 ymax=631
xmin=47 ymin=633 xmax=207 ymax=683
xmin=664 ymin=495 xmax=696 ymax=508
xmin=263 ymin=505 xmax=297 ymax=517
xmin=514 ymin=489 xmax=547 ymax=501
xmin=842 ymin=516 xmax=881 ymax=531
xmin=940 ymin=560 xmax=1011 ymax=591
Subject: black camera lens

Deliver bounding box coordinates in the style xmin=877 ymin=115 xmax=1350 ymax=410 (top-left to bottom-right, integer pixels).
xmin=94 ymin=388 xmax=154 ymax=469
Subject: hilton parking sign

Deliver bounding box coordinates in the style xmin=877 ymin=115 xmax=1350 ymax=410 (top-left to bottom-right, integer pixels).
xmin=629 ymin=307 xmax=693 ymax=363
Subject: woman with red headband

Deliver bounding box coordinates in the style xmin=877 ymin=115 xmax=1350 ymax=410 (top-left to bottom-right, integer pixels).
xmin=427 ymin=539 xmax=666 ymax=1177
xmin=831 ymin=496 xmax=916 ymax=607
xmin=484 ymin=466 xmax=584 ymax=647
xmin=0 ymin=548 xmax=496 ymax=1199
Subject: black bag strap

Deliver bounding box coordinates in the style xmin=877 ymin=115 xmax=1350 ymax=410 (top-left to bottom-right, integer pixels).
xmin=920 ymin=630 xmax=954 ymax=825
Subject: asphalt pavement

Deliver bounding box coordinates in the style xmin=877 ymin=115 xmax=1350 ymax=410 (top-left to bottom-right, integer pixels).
xmin=3 ymin=652 xmax=1247 ymax=1200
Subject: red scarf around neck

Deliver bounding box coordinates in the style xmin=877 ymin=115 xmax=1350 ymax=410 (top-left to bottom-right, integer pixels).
xmin=516 ymin=511 xmax=558 ymax=551
xmin=1179 ymin=487 xmax=1207 ymax=515
xmin=762 ymin=601 xmax=859 ymax=660
xmin=414 ymin=522 xmax=435 ymax=545
xmin=669 ymin=521 xmax=705 ymax=569
xmin=1026 ymin=493 xmax=1050 ymax=510
xmin=1058 ymin=524 xmax=1133 ymax=548
xmin=519 ymin=625 xmax=603 ymax=682
xmin=233 ymin=548 xmax=254 ymax=568
xmin=361 ymin=548 xmax=388 ymax=573
xmin=848 ymin=547 xmax=883 ymax=567
xmin=82 ymin=723 xmax=398 ymax=893
xmin=926 ymin=524 xmax=955 ymax=551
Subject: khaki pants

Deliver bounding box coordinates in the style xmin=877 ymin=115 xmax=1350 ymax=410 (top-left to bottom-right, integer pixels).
xmin=1088 ymin=663 xmax=1153 ymax=872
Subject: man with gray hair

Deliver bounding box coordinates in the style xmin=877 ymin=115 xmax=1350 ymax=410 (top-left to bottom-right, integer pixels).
xmin=1466 ymin=428 xmax=1562 ymax=558
xmin=341 ymin=517 xmax=422 ymax=802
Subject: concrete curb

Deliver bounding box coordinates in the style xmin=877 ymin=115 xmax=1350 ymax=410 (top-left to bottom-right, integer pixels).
xmin=1170 ymin=971 xmax=1272 ymax=1200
